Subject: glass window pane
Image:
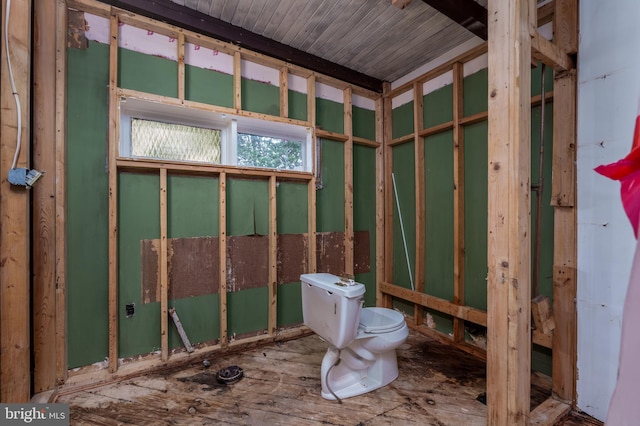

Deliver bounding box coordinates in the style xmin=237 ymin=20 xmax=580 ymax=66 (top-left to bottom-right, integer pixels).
xmin=237 ymin=133 xmax=303 ymax=170
xmin=131 ymin=118 xmax=221 ymax=163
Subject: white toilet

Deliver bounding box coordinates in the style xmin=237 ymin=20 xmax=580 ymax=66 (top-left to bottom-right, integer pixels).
xmin=300 ymin=273 xmax=409 ymax=400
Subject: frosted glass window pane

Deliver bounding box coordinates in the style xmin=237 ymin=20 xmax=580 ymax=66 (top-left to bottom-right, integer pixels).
xmin=131 ymin=118 xmax=221 ymax=163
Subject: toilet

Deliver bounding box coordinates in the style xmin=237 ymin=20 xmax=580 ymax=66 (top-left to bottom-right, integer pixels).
xmin=300 ymin=273 xmax=408 ymax=400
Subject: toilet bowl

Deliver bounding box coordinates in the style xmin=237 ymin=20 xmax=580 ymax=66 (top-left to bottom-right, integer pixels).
xmin=300 ymin=273 xmax=408 ymax=400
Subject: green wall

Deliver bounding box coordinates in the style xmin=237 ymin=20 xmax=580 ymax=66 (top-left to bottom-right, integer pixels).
xmin=390 ymin=67 xmax=555 ymax=374
xmin=66 ymin=41 xmax=376 ymax=367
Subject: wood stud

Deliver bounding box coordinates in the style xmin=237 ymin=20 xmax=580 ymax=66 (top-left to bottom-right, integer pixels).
xmin=413 ymin=82 xmax=425 ymax=326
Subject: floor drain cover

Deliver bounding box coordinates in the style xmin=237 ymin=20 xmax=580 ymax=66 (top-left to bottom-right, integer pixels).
xmin=216 ymin=365 xmax=243 ymax=384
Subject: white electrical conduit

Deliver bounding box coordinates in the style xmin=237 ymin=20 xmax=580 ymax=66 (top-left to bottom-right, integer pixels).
xmin=392 ymin=172 xmax=415 ymax=291
xmin=4 ymin=0 xmax=22 ymax=170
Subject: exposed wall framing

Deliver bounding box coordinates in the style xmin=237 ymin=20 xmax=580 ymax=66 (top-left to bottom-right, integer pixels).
xmin=381 ymin=0 xmax=578 ymax=424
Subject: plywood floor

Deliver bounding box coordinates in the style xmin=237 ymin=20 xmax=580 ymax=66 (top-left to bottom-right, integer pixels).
xmin=56 ymin=330 xmax=594 ymax=425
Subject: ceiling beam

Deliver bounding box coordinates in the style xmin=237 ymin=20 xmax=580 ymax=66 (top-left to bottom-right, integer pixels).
xmin=422 ymin=0 xmax=488 ymax=40
xmin=99 ymin=0 xmax=385 ymax=92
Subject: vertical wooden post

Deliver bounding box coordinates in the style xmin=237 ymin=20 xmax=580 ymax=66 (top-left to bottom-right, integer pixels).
xmin=33 ymin=0 xmax=57 ymax=393
xmin=307 ymin=75 xmax=317 ymax=273
xmin=553 ymin=0 xmax=578 ymax=56
xmin=268 ymin=175 xmax=277 ymax=335
xmin=177 ymin=33 xmax=185 ymax=101
xmin=551 ymin=70 xmax=577 ymax=404
xmin=55 ymin=0 xmax=68 ymax=385
xmin=280 ymin=67 xmax=288 ymax=118
xmin=233 ymin=52 xmax=242 ymax=110
xmin=382 ymin=82 xmax=393 ymax=308
xmin=413 ymin=82 xmax=425 ymax=325
xmin=219 ymin=172 xmax=228 ymax=346
xmin=486 ymin=0 xmax=532 ymax=423
xmin=375 ymin=91 xmax=385 ymax=307
xmin=0 ymin=0 xmax=31 ymax=402
xmin=452 ymin=62 xmax=466 ymax=343
xmin=107 ymin=12 xmax=120 ymax=374
xmin=344 ymin=87 xmax=354 ymax=276
xmin=160 ymin=169 xmax=168 ymax=361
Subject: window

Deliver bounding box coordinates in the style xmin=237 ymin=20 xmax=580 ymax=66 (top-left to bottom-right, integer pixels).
xmin=119 ymin=97 xmax=312 ymax=172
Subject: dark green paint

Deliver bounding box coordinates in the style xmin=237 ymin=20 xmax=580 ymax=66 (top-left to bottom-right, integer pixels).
xmin=277 ymin=181 xmax=308 ymax=235
xmin=242 ymin=79 xmax=279 ymax=116
xmin=185 ymin=65 xmax=234 ymax=108
xmin=392 ymin=101 xmax=414 ymax=139
xmin=277 ymin=283 xmax=303 ymax=327
xmin=391 ymin=142 xmax=416 ymax=289
xmin=118 ymin=172 xmax=161 ymax=358
xmin=353 ymin=106 xmax=376 ymax=140
xmin=316 ymin=139 xmax=345 ymax=233
xmin=228 ymin=287 xmax=269 ymax=336
xmin=169 ymin=295 xmax=220 ymax=348
xmin=424 ymin=84 xmax=453 ymax=128
xmin=316 ymin=98 xmax=344 ymax=134
xmin=463 ymin=122 xmax=489 ymax=311
xmin=424 ymin=131 xmax=454 ymax=300
xmin=227 ymin=178 xmax=269 ymax=236
xmin=354 ymin=144 xmax=377 ymax=307
xmin=66 ymin=41 xmax=110 ymax=368
xmin=531 ymin=62 xmax=554 ymax=97
xmin=119 ymin=48 xmax=178 ymax=98
xmin=288 ymin=90 xmax=307 ymax=121
xmin=464 ymin=69 xmax=488 ymax=117
xmin=168 ymin=175 xmax=219 ymax=238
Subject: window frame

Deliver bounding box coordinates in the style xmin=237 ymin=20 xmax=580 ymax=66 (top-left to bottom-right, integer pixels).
xmin=118 ymin=97 xmax=313 ymax=172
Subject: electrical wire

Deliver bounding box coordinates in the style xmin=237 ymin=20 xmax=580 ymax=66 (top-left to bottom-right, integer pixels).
xmin=4 ymin=0 xmax=23 ymax=170
xmin=325 ymin=349 xmax=343 ymax=404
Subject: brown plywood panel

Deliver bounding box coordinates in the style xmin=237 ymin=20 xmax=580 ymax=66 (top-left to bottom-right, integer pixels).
xmin=353 ymin=230 xmax=371 ymax=274
xmin=142 ymin=237 xmax=220 ymax=303
xmin=277 ymin=234 xmax=308 ymax=284
xmin=226 ymin=235 xmax=269 ymax=292
xmin=168 ymin=237 xmax=219 ymax=300
xmin=67 ymin=10 xmax=88 ymax=49
xmin=316 ymin=232 xmax=345 ymax=276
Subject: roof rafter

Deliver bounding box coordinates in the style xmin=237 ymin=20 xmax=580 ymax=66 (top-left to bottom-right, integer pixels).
xmin=421 ymin=0 xmax=488 ymax=40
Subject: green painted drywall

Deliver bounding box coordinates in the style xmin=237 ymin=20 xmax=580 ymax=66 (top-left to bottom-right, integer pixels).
xmin=424 ymin=131 xmax=455 ymax=300
xmin=277 ymin=283 xmax=303 ymax=327
xmin=242 ymin=79 xmax=279 ymax=116
xmin=391 ymin=142 xmax=416 ymax=289
xmin=119 ymin=48 xmax=178 ymax=98
xmin=392 ymin=101 xmax=414 ymax=139
xmin=118 ymin=172 xmax=161 ymax=358
xmin=316 ymin=98 xmax=344 ymax=134
xmin=227 ymin=178 xmax=269 ymax=236
xmin=228 ymin=287 xmax=269 ymax=336
xmin=288 ymin=90 xmax=307 ymax=121
xmin=424 ymin=85 xmax=453 ymax=128
xmin=464 ymin=69 xmax=488 ymax=117
xmin=169 ymin=295 xmax=220 ymax=349
xmin=168 ymin=175 xmax=219 ymax=238
xmin=354 ymin=144 xmax=377 ymax=307
xmin=66 ymin=41 xmax=110 ymax=368
xmin=277 ymin=181 xmax=308 ymax=235
xmin=316 ymin=139 xmax=345 ymax=233
xmin=531 ymin=62 xmax=554 ymax=97
xmin=463 ymin=121 xmax=489 ymax=311
xmin=353 ymin=106 xmax=376 ymax=140
xmin=185 ymin=65 xmax=234 ymax=108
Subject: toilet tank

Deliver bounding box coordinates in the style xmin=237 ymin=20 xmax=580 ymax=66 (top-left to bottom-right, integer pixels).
xmin=300 ymin=273 xmax=365 ymax=349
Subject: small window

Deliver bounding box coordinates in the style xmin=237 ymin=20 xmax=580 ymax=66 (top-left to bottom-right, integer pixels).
xmin=237 ymin=133 xmax=303 ymax=170
xmin=131 ymin=118 xmax=221 ymax=164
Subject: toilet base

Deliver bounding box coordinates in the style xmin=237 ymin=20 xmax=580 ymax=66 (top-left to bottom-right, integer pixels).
xmin=320 ymin=347 xmax=399 ymax=400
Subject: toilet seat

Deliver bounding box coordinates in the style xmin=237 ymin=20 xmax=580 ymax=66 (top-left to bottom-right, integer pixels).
xmin=358 ymin=307 xmax=406 ymax=334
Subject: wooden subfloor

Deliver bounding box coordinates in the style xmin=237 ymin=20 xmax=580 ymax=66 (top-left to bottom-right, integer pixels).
xmin=56 ymin=330 xmax=595 ymax=425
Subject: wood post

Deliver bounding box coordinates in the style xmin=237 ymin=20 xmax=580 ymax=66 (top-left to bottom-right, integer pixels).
xmin=344 ymin=87 xmax=354 ymax=276
xmin=413 ymin=82 xmax=425 ymax=325
xmin=486 ymin=0 xmax=532 ymax=423
xmin=0 ymin=0 xmax=32 ymax=402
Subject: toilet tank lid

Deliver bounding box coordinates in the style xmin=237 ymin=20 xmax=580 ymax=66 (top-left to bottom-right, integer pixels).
xmin=300 ymin=273 xmax=365 ymax=298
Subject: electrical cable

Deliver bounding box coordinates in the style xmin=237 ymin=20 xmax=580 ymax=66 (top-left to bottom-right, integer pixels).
xmin=325 ymin=349 xmax=343 ymax=404
xmin=4 ymin=0 xmax=23 ymax=170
